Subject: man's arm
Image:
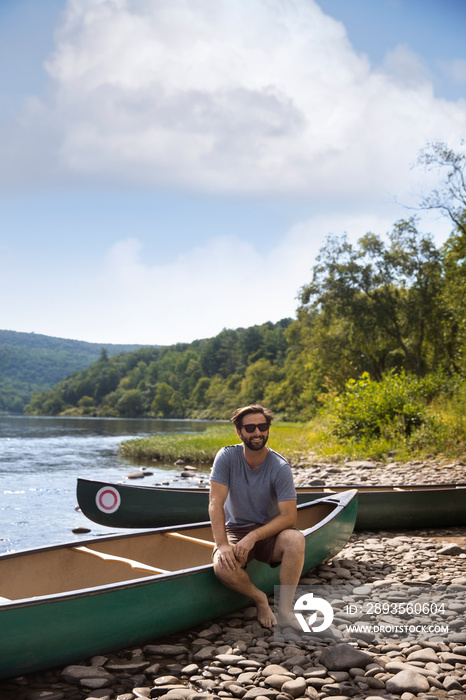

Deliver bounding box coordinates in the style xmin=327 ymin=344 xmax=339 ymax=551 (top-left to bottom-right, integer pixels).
xmin=209 ymin=480 xmax=238 ymax=570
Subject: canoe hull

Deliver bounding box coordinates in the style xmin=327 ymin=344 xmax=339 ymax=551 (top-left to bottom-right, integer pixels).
xmin=77 ymin=478 xmax=466 ymax=530
xmin=0 ymin=491 xmax=357 ymax=680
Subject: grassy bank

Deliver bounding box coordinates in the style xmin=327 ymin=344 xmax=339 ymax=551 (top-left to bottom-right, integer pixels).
xmin=119 ymin=401 xmax=466 ymax=467
xmin=119 ymin=422 xmax=321 ymax=465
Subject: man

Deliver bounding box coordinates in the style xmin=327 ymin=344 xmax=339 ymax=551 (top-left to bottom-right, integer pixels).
xmin=209 ymin=404 xmax=305 ymax=628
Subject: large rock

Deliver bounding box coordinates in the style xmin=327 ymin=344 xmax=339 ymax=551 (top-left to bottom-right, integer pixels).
xmin=193 ymin=645 xmax=217 ymax=661
xmin=215 ymin=653 xmax=247 ymax=665
xmin=281 ymin=678 xmax=307 ymax=698
xmin=60 ymin=665 xmax=115 ymax=683
xmin=443 ymin=675 xmax=464 ymax=691
xmin=242 ymin=689 xmax=278 ymax=700
xmin=262 ymin=664 xmax=294 ymax=677
xmin=406 ymin=647 xmax=439 ymax=663
xmin=319 ymin=643 xmax=373 ymax=670
xmin=152 ymin=676 xmax=183 ymax=686
xmin=438 ymin=543 xmax=466 ymax=555
xmin=386 ymin=670 xmax=430 ymax=694
xmin=83 ymin=690 xmax=114 ymax=700
xmin=263 ymin=675 xmax=292 ymax=689
xmin=104 ymin=659 xmax=150 ymax=673
xmin=161 ymin=692 xmax=193 ymax=700
xmin=144 ymin=644 xmax=189 ymax=656
xmin=384 ymin=661 xmax=433 ymax=678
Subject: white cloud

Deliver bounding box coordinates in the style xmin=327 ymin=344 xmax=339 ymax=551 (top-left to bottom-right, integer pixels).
xmin=2 ymin=0 xmax=465 ymax=200
xmin=441 ymin=58 xmax=466 ymax=85
xmin=51 ymin=211 xmax=397 ymax=345
xmin=382 ymin=44 xmax=432 ymax=89
xmin=1 ymin=201 xmax=452 ymax=345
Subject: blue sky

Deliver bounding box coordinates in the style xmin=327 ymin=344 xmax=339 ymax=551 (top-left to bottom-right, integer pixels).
xmin=1 ymin=0 xmax=465 ymax=346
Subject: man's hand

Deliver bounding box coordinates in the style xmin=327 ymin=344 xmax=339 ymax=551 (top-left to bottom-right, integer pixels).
xmin=215 ymin=543 xmax=238 ymax=571
xmin=233 ymin=531 xmax=258 ymax=566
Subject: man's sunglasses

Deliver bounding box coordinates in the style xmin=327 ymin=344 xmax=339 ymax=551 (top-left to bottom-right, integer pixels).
xmin=241 ymin=422 xmax=269 ymax=434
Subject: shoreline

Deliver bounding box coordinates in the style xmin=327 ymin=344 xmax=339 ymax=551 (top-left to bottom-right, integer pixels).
xmin=291 ymin=456 xmax=466 ymax=488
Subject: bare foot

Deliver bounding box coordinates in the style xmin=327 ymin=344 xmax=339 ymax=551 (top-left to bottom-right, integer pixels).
xmin=276 ymin=611 xmax=304 ymax=632
xmin=256 ymin=594 xmax=276 ymax=627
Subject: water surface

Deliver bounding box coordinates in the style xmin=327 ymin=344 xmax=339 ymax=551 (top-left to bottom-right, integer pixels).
xmin=0 ymin=415 xmax=212 ymax=553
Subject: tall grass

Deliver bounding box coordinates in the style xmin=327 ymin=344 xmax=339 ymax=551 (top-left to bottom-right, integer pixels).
xmin=119 ymin=424 xmax=234 ymax=464
xmin=119 ymin=422 xmax=318 ymax=465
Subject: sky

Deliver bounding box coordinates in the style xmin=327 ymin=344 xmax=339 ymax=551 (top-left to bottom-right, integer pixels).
xmin=1 ymin=0 xmax=466 ymax=347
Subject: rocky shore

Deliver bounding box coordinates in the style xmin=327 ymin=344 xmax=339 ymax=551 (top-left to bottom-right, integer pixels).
xmin=1 ymin=459 xmax=465 ymax=700
xmin=290 ymin=458 xmax=466 ymax=489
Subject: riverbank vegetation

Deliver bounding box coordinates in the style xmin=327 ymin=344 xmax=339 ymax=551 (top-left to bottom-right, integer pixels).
xmin=25 ymin=141 xmax=466 ymax=463
xmin=119 ymin=421 xmax=317 ymax=465
xmin=120 ymin=370 xmax=466 ymax=465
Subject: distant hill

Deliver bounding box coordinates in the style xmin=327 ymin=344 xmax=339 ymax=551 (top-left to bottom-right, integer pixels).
xmin=0 ymin=330 xmax=150 ymax=413
xmin=24 ymin=319 xmax=293 ymax=420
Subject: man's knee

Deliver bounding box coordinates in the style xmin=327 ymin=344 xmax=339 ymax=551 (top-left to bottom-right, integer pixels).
xmin=213 ymin=557 xmax=242 ymax=584
xmin=273 ymin=529 xmax=305 ymax=561
xmin=280 ymin=528 xmax=305 ymax=547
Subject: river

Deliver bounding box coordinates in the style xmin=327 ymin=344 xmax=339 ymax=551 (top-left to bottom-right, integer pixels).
xmin=0 ymin=415 xmax=213 ymax=554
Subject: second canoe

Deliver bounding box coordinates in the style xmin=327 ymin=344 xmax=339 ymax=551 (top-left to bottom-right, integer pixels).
xmin=77 ymin=478 xmax=466 ymax=530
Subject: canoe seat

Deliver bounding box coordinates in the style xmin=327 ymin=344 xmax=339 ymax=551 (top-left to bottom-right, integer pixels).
xmin=72 ymin=546 xmax=170 ymax=574
xmin=163 ymin=532 xmax=215 ymax=547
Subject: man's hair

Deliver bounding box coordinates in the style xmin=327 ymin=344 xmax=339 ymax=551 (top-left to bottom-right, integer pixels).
xmin=231 ymin=404 xmax=274 ymax=430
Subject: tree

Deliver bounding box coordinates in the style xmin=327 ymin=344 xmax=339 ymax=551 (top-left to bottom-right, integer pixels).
xmin=151 ymin=383 xmax=174 ymax=417
xmin=191 ymin=377 xmax=211 ymax=409
xmin=240 ymin=358 xmax=281 ymax=404
xmin=117 ymin=389 xmax=144 ymax=417
xmin=296 ymin=218 xmax=445 ymax=385
xmin=98 ymin=348 xmax=109 ymax=363
xmin=417 ymin=140 xmax=466 ymax=236
xmin=94 ymin=365 xmax=119 ymax=402
xmin=417 ymin=141 xmax=466 ymax=369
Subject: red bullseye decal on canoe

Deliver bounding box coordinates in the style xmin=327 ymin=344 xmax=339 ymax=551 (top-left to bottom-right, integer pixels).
xmin=96 ymin=486 xmax=121 ymax=513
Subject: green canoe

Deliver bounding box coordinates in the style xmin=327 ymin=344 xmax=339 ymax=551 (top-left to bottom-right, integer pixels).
xmin=77 ymin=477 xmax=466 ymax=531
xmin=0 ymin=490 xmax=357 ymax=680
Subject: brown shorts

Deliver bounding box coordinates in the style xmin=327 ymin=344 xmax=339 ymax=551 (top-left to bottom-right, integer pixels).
xmin=215 ymin=525 xmax=280 ymax=568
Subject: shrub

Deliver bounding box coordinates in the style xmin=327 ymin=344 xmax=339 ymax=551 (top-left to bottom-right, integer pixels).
xmin=329 ymin=371 xmax=429 ymax=440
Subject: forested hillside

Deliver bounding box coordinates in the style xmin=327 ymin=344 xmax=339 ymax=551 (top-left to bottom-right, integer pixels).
xmin=25 ymin=320 xmax=292 ymax=419
xmin=18 ymin=141 xmax=466 ymax=429
xmin=0 ymin=330 xmax=147 ymax=413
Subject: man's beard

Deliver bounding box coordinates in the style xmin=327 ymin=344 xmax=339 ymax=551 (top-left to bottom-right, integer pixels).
xmin=242 ymin=432 xmax=268 ymax=451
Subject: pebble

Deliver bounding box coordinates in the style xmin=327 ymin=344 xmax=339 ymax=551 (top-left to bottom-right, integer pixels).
xmin=1 ymin=459 xmax=465 ymax=700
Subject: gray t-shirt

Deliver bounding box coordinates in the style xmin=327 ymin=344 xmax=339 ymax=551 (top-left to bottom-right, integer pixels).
xmin=210 ymin=444 xmax=296 ymax=527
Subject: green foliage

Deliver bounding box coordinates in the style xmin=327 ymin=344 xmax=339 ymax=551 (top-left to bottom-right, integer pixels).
xmin=298 ymin=217 xmax=445 ymax=378
xmin=25 ymin=320 xmax=293 ymax=420
xmin=328 ymin=371 xmax=430 ymax=440
xmin=0 ymin=330 xmax=147 ymax=414
xmin=417 ymin=140 xmax=466 ymax=370
xmin=120 ymin=421 xmax=315 ymax=465
xmin=120 ymin=424 xmax=235 ymax=464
